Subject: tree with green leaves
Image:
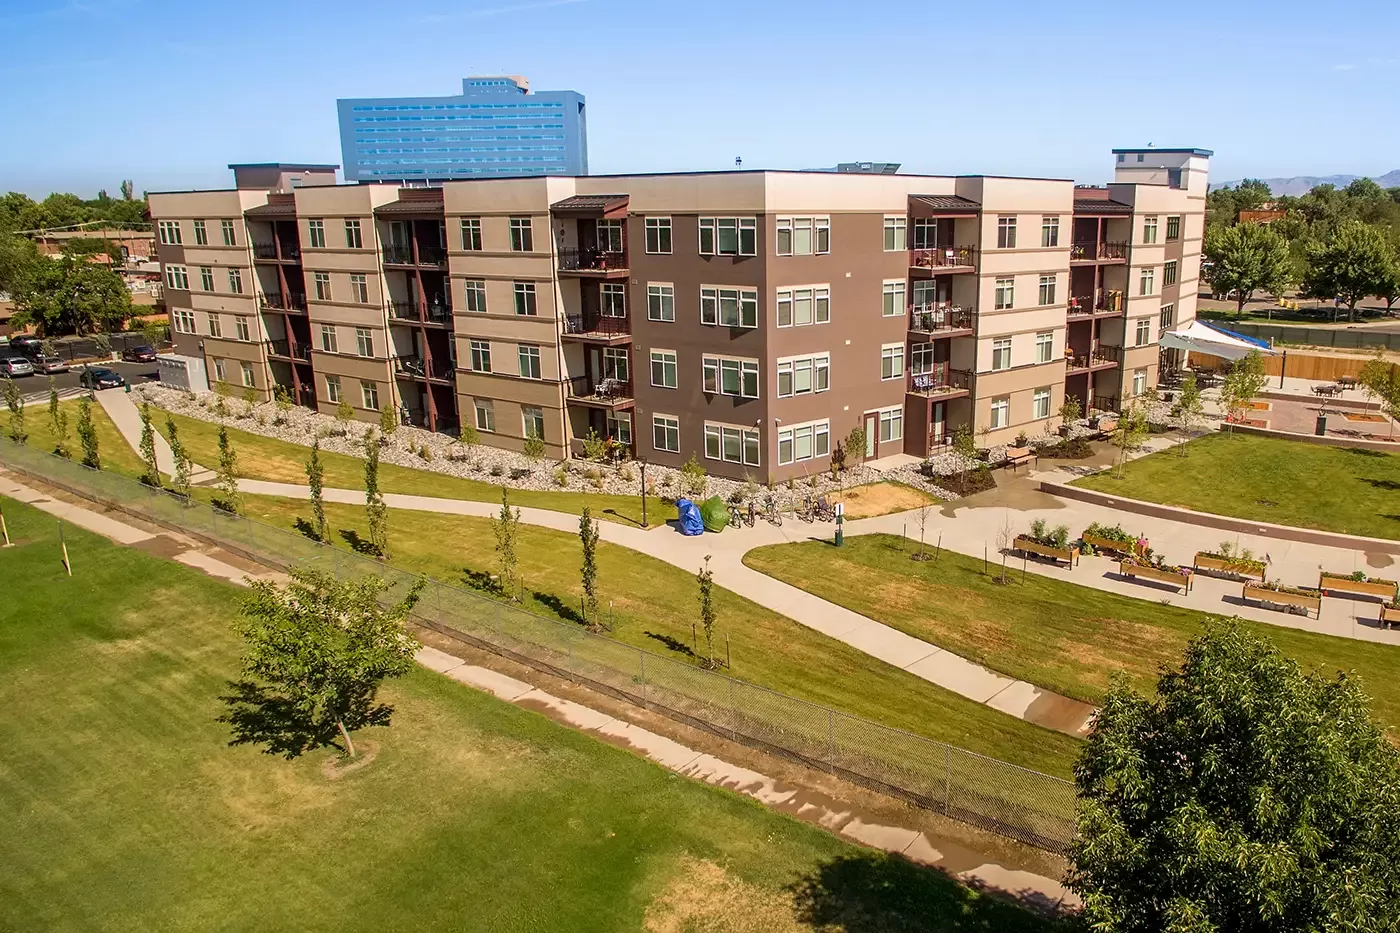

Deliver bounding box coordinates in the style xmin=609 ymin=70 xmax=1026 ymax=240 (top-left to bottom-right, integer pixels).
xmin=845 ymin=425 xmax=867 ymax=468
xmin=378 ymin=400 xmax=398 ymax=440
xmin=1111 ymin=401 xmax=1149 ymax=478
xmin=137 ymin=402 xmax=160 ymax=486
xmin=1220 ymin=349 xmax=1269 ymax=430
xmin=696 ymin=555 xmax=718 ymax=668
xmin=3 ymin=377 xmax=25 ymax=444
xmin=951 ymin=423 xmax=977 ymax=485
xmin=1070 ymin=620 xmax=1400 ymax=932
xmin=48 ymin=380 xmax=70 ymax=458
xmin=522 ymin=430 xmax=546 ymax=464
xmin=306 ymin=439 xmax=327 ymax=542
xmin=459 ymin=422 xmax=478 ymax=448
xmin=335 ymin=395 xmax=354 ymax=434
xmin=492 ymin=487 xmax=521 ymax=599
xmin=215 ymin=425 xmax=240 ymax=514
xmin=166 ymin=415 xmax=191 ymax=498
xmin=1203 ymin=221 xmax=1293 ymax=313
xmin=363 ymin=429 xmax=388 ymax=558
xmin=228 ymin=568 xmax=422 ymax=759
xmin=1058 ymin=394 xmax=1083 ymax=432
xmin=272 ymin=384 xmax=293 ymax=423
xmin=1304 ymin=219 xmax=1393 ymax=320
xmin=76 ymin=396 xmax=99 ymax=468
xmin=1358 ymin=353 xmax=1400 ymax=439
xmin=578 ymin=507 xmax=601 ymax=628
xmin=10 ymin=258 xmax=133 ymax=335
xmin=1171 ymin=371 xmax=1204 ymax=455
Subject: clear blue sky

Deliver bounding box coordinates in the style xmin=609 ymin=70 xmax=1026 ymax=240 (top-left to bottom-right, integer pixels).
xmin=2 ymin=0 xmax=1396 ymax=196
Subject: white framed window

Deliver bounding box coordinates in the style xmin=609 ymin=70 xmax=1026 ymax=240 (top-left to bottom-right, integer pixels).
xmin=1033 ymin=387 xmax=1051 ymax=420
xmin=882 ymin=280 xmax=905 ymax=317
xmin=997 ymin=216 xmax=1017 ymax=249
xmin=355 ymin=327 xmax=373 ymax=357
xmin=910 ymin=342 xmax=935 ymax=375
xmin=469 ymin=339 xmax=491 ymax=372
xmin=647 ymin=284 xmax=674 ymax=322
xmin=703 ymin=423 xmax=760 ymax=466
xmin=320 ymin=325 xmax=337 ymax=353
xmin=173 ymin=309 xmax=195 ymax=333
xmin=883 ymin=216 xmax=906 ymax=251
xmin=158 ymin=220 xmax=181 ymax=245
xmin=700 ymin=286 xmax=758 ymax=328
xmin=702 ymin=356 xmax=759 ymax=397
xmin=1035 ymin=331 xmax=1053 ymax=363
xmin=164 ymin=264 xmax=189 ymax=290
xmin=880 ymin=344 xmax=904 ymax=380
xmin=324 ymin=375 xmax=341 ymax=403
xmin=994 ymin=277 xmax=1015 ymax=310
xmin=212 ymin=358 xmax=226 ymax=383
xmin=1164 ymin=260 xmax=1178 ymax=287
xmin=1140 ymin=267 xmax=1155 ymax=296
xmin=607 ymin=411 xmax=632 ymax=446
xmin=227 ymin=268 xmax=243 ymax=294
xmin=775 ymin=286 xmax=829 ymax=327
xmin=240 ymin=362 xmax=255 ymax=388
xmin=698 ymin=217 xmax=757 ymax=256
xmin=879 ymin=407 xmax=903 ymax=443
xmin=597 ymin=219 xmax=624 ymax=253
xmin=360 ymin=380 xmax=379 ymax=411
xmin=1160 ymin=303 xmax=1176 ymax=333
xmin=474 ymin=398 xmax=495 ymax=432
xmin=463 ymin=279 xmax=487 ymax=312
xmin=776 ymin=354 xmax=830 ymax=397
xmin=313 ymin=271 xmax=330 ymax=301
xmin=1135 ymin=318 xmax=1152 ymax=346
xmin=349 ymin=274 xmax=368 ymax=304
xmin=193 ymin=219 xmax=208 ymax=246
xmin=775 ymin=216 xmax=830 ymax=256
xmin=513 ymin=281 xmax=537 ymax=316
xmin=1133 ymin=368 xmax=1147 ymax=397
xmin=600 ymin=282 xmax=626 ymax=317
xmin=1038 ymin=274 xmax=1056 ymax=306
xmin=509 ymin=216 xmax=533 ymax=251
xmin=1142 ymin=216 xmax=1159 ymax=244
xmin=307 ymin=219 xmax=325 ymax=249
xmin=652 ymin=414 xmax=680 ymax=453
xmin=650 ymin=350 xmax=677 ymax=389
xmin=991 ymin=337 xmax=1012 ymax=371
xmin=1041 ymin=216 xmax=1060 ymax=248
xmin=234 ymin=316 xmax=251 ymax=342
xmin=207 ymin=313 xmax=221 ymax=338
xmin=518 ymin=344 xmax=541 ymax=379
xmin=645 ymin=217 xmax=672 ymax=254
xmin=220 ymin=219 xmax=236 ymax=247
xmin=990 ymin=397 xmax=1010 ymax=429
xmin=460 ymin=217 xmax=482 ymax=251
xmin=522 ymin=405 xmax=544 ymax=440
xmin=344 ymin=218 xmax=363 ymax=249
xmin=199 ymin=266 xmax=214 ymax=291
xmin=602 ymin=347 xmax=629 ymax=382
xmin=778 ymin=419 xmax=831 ymax=464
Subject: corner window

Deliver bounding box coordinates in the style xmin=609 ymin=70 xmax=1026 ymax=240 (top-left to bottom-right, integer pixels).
xmin=1142 ymin=216 xmax=1159 ymax=244
xmin=775 ymin=286 xmax=829 ymax=327
xmin=644 ymin=217 xmax=672 ymax=254
xmin=775 ymin=216 xmax=830 ymax=256
xmin=699 ymin=286 xmax=757 ymax=328
xmin=158 ymin=220 xmax=182 ymax=245
xmin=882 ymin=216 xmax=906 ymax=251
xmin=701 ymin=356 xmax=759 ymax=398
xmin=509 ymin=216 xmax=533 ymax=251
xmin=703 ymin=423 xmax=760 ymax=466
xmin=647 ymin=284 xmax=674 ymax=322
xmin=698 ymin=217 xmax=756 ymax=256
xmin=997 ymin=216 xmax=1017 ymax=249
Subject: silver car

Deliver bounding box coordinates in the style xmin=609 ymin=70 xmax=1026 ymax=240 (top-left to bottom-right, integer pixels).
xmin=31 ymin=354 xmax=69 ymax=374
xmin=1 ymin=357 xmax=34 ymax=377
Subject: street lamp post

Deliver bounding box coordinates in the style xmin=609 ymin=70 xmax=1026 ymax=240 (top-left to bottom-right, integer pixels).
xmin=639 ymin=459 xmax=648 ymax=528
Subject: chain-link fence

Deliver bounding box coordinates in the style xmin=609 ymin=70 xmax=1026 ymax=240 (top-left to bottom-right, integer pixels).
xmin=0 ymin=439 xmax=1078 ymax=854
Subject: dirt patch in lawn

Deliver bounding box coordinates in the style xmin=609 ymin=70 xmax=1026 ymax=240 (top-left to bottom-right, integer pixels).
xmin=833 ymin=482 xmax=937 ymax=519
xmin=644 ymin=856 xmax=804 ymax=933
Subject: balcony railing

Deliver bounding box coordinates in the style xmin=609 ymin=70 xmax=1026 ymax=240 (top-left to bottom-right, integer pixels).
xmin=1067 ymin=346 xmax=1122 ymax=371
xmin=383 ymin=244 xmax=447 ymax=267
xmin=1092 ymin=395 xmax=1121 ymax=413
xmin=260 ymin=291 xmax=307 ymax=312
xmin=1070 ymin=241 xmax=1129 ymax=262
xmin=252 ymin=242 xmax=299 ymax=261
xmin=557 ymin=247 xmax=627 ymax=272
xmin=563 ymin=313 xmax=630 ymax=338
xmin=1067 ymin=289 xmax=1124 ymax=316
xmin=394 ymin=356 xmax=455 ymax=380
xmin=908 ymin=366 xmax=972 ymax=396
xmin=266 ymin=339 xmax=310 ymax=361
xmin=908 ymin=305 xmax=973 ymax=334
xmin=910 ymin=245 xmax=977 ymax=270
xmin=389 ymin=300 xmax=452 ymax=324
xmin=566 ymin=374 xmax=633 ymax=403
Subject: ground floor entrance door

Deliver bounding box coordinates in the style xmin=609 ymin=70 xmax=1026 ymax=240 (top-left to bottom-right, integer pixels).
xmin=930 ymin=401 xmax=946 ymax=448
xmin=864 ymin=413 xmax=877 ymax=459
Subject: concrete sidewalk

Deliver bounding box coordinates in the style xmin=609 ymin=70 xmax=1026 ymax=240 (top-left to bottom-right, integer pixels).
xmin=94 ymin=388 xmax=216 ymax=484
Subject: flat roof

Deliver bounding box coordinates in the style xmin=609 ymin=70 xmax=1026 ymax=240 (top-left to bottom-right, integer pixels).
xmin=227 ymin=162 xmax=340 ymax=170
xmin=1111 ymin=148 xmax=1214 ymax=157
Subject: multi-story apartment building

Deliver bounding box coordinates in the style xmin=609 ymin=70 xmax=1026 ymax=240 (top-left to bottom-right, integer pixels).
xmin=337 ymin=76 xmax=588 ymax=184
xmin=150 ymin=147 xmax=1209 ymax=483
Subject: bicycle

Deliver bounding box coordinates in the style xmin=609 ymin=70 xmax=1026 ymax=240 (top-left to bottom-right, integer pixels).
xmin=763 ymin=496 xmax=783 ymax=527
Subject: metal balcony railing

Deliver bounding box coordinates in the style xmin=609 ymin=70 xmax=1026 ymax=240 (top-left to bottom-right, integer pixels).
xmin=909 ymin=245 xmax=977 ymax=270
xmin=908 ymin=305 xmax=973 ymax=333
xmin=563 ymin=313 xmax=630 ymax=337
xmin=260 ymin=291 xmax=307 ymax=312
xmin=252 ymin=242 xmax=278 ymax=259
xmin=394 ymin=356 xmax=456 ymax=380
xmin=566 ymin=374 xmax=632 ymax=402
xmin=557 ymin=247 xmax=627 ymax=272
xmin=1067 ymin=290 xmax=1124 ymax=315
xmin=389 ymin=300 xmax=453 ymax=324
xmin=908 ymin=366 xmax=972 ymax=395
xmin=1070 ymin=241 xmax=1129 ymax=261
xmin=1092 ymin=394 xmax=1121 ymax=413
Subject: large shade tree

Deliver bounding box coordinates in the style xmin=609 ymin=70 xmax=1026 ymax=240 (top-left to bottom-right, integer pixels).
xmin=1203 ymin=221 xmax=1292 ymax=312
xmin=10 ymin=257 xmax=132 ymax=335
xmin=1303 ymin=219 xmax=1393 ymax=320
xmin=1070 ymin=621 xmax=1400 ymax=932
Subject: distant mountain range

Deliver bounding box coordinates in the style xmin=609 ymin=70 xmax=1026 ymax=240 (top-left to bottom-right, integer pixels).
xmin=1211 ymin=170 xmax=1400 ymax=196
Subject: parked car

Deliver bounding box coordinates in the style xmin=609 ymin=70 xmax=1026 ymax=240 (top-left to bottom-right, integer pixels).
xmin=1 ymin=357 xmax=35 ymax=377
xmin=121 ymin=344 xmax=157 ymax=363
xmin=79 ymin=367 xmax=125 ymax=389
xmin=31 ymin=354 xmax=69 ymax=374
xmin=9 ymin=335 xmax=43 ymax=358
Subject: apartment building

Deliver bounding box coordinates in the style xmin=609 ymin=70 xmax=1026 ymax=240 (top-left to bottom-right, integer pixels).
xmin=149 ymin=148 xmax=1208 ymax=483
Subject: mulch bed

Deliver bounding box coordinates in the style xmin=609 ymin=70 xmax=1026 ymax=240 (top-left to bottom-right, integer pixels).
xmin=1342 ymin=412 xmax=1388 ymax=423
xmin=1036 ymin=438 xmax=1096 ymax=460
xmin=928 ymin=468 xmax=997 ymax=496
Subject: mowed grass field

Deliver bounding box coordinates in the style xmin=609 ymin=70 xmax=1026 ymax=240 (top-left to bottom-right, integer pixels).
xmin=744 ymin=535 xmax=1400 ymax=739
xmin=16 ymin=396 xmax=146 ymax=479
xmin=1070 ymin=431 xmax=1400 ymax=540
xmin=0 ymin=496 xmax=1058 ymax=933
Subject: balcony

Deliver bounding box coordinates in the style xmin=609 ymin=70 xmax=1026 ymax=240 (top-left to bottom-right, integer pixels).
xmin=1066 ymin=289 xmax=1125 ymax=318
xmin=266 ymin=339 xmax=311 ymax=361
xmin=1092 ymin=394 xmax=1121 ymax=413
xmin=389 ymin=300 xmax=453 ymax=326
xmin=907 ymin=365 xmax=972 ymax=400
xmin=1069 ymin=241 xmax=1128 ymax=263
xmin=252 ymin=242 xmax=301 ymax=262
xmin=561 ymin=312 xmax=632 ymax=345
xmin=566 ymin=374 xmax=634 ymax=410
xmin=908 ymin=305 xmax=974 ymax=338
xmin=260 ymin=291 xmax=307 ymax=313
xmin=557 ymin=247 xmax=629 ymax=278
xmin=1066 ymin=346 xmax=1122 ymax=373
xmin=909 ymin=245 xmax=977 ymax=273
xmin=382 ymin=244 xmax=448 ymax=268
xmin=393 ymin=356 xmax=455 ymax=382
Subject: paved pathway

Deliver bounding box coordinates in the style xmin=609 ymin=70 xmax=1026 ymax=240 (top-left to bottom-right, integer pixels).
xmin=94 ymin=388 xmax=215 ymax=484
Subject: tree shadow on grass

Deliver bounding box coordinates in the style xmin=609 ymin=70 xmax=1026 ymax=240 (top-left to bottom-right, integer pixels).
xmin=1361 ymin=478 xmax=1400 ymax=491
xmin=293 ymin=517 xmax=321 ymax=542
xmin=1348 ymin=448 xmax=1389 ymax=459
xmin=218 ymin=680 xmax=392 ymax=760
xmin=462 ymin=567 xmax=500 ymax=593
xmin=339 ymin=528 xmax=378 ymax=556
xmin=534 ymin=591 xmax=586 ymax=626
xmin=788 ymin=852 xmax=1073 ymax=932
xmin=644 ymin=630 xmax=696 ymax=658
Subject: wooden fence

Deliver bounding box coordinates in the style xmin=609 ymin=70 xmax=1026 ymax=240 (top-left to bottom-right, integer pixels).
xmin=1189 ymin=350 xmax=1390 ymax=383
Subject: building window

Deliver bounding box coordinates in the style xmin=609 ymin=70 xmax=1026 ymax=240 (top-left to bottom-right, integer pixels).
xmin=1041 ymin=216 xmax=1060 ymax=248
xmin=199 ymin=266 xmax=214 ymax=292
xmin=1160 ymin=303 xmax=1175 ymax=333
xmin=1133 ymin=368 xmax=1147 ymax=397
xmin=313 ymin=271 xmax=331 ymax=301
xmin=595 ymin=219 xmax=623 ymax=253
xmin=647 ymin=284 xmax=674 ymax=322
xmin=703 ymin=423 xmax=760 ymax=466
xmin=776 ymin=216 xmax=830 ymax=256
xmin=207 ymin=314 xmax=221 ymax=338
xmin=469 ymin=340 xmax=491 ymax=373
xmin=164 ymin=265 xmax=189 ymax=290
xmin=355 ymin=328 xmax=373 ymax=357
xmin=701 ymin=357 xmax=759 ymax=397
xmin=173 ymin=309 xmax=195 ymax=333
xmin=910 ymin=342 xmax=934 ymax=375
xmin=463 ymin=279 xmax=487 ymax=313
xmin=1035 ymin=331 xmax=1053 ymax=363
xmin=1142 ymin=216 xmax=1158 ymax=244
xmin=991 ymin=337 xmax=1012 ymax=371
xmin=700 ymin=286 xmax=758 ymax=328
xmin=994 ymin=277 xmax=1015 ymax=310
xmin=474 ymin=398 xmax=495 ymax=432
xmin=778 ymin=354 xmax=830 ymax=397
xmin=212 ymin=358 xmax=226 ymax=383
xmin=307 ymin=219 xmax=325 ymax=249
xmin=1135 ymin=318 xmax=1152 ymax=346
xmin=1033 ymin=388 xmax=1051 ymax=420
xmin=1038 ymin=274 xmax=1056 ymax=306
xmin=158 ymin=220 xmax=181 ymax=245
xmin=349 ymin=274 xmax=368 ymax=304
xmin=358 ymin=381 xmax=377 ymax=411
xmin=1164 ymin=260 xmax=1178 ymax=287
xmin=650 ymin=350 xmax=677 ymax=388
xmin=1140 ymin=267 xmax=1155 ymax=296
xmin=880 ymin=344 xmax=904 ymax=380
xmin=517 ymin=344 xmax=541 ymax=379
xmin=460 ymin=218 xmax=482 ymax=251
xmin=883 ymin=216 xmax=906 ymax=251
xmin=698 ymin=217 xmax=757 ymax=256
xmin=344 ymin=219 xmax=363 ymax=249
xmin=193 ymin=220 xmax=208 ymax=246
xmin=240 ymin=362 xmax=255 ymax=388
xmin=776 ymin=286 xmax=829 ymax=327
xmin=645 ymin=217 xmax=672 ymax=254
xmin=882 ymin=281 xmax=905 ymax=318
xmin=324 ymin=375 xmax=341 ymax=404
xmin=235 ymin=316 xmax=251 ymax=341
xmin=778 ymin=420 xmax=831 ymax=465
xmin=607 ymin=412 xmax=632 ymax=446
xmin=879 ymin=408 xmax=903 ymax=443
xmin=600 ymin=282 xmax=626 ymax=317
xmin=513 ymin=282 xmax=537 ymax=316
xmin=227 ymin=268 xmax=243 ymax=294
xmin=652 ymin=414 xmax=680 ymax=453
xmin=320 ymin=325 xmax=337 ymax=353
xmin=1166 ymin=216 xmax=1181 ymax=241
xmin=509 ymin=216 xmax=533 ymax=252
xmin=990 ymin=397 xmax=1010 ymax=429
xmin=997 ymin=216 xmax=1017 ymax=249
xmin=220 ymin=219 xmax=236 ymax=247
xmin=522 ymin=406 xmax=544 ymax=440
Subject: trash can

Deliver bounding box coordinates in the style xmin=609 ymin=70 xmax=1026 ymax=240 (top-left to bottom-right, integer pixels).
xmin=1315 ymin=413 xmax=1328 ymax=436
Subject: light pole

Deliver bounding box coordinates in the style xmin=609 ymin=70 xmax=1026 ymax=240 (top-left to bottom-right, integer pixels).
xmin=639 ymin=458 xmax=648 ymax=528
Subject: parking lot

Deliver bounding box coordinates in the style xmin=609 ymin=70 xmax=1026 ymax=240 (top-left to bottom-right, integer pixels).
xmin=10 ymin=360 xmax=160 ymax=403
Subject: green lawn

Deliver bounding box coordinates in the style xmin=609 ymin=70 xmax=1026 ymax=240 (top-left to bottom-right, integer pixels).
xmin=1071 ymin=431 xmax=1400 ymax=540
xmin=155 ymin=408 xmax=651 ymax=524
xmin=744 ymin=535 xmax=1400 ymax=739
xmin=0 ymin=496 xmax=1056 ymax=933
xmin=219 ymin=492 xmax=1081 ymax=777
xmin=16 ymin=396 xmax=146 ymax=479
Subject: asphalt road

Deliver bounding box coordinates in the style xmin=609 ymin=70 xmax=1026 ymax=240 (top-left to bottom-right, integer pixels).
xmin=13 ymin=360 xmax=160 ymax=402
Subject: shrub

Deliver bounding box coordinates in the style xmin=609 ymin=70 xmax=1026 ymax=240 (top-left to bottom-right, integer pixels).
xmin=418 ymin=444 xmax=432 ymax=462
xmin=618 ymin=463 xmax=634 ymax=483
xmin=489 ymin=464 xmax=505 ymax=477
xmin=459 ymin=423 xmax=478 ymax=448
xmin=680 ymin=455 xmax=707 ymax=497
xmin=553 ymin=465 xmax=568 ymax=487
xmin=584 ymin=467 xmax=602 ymax=481
xmin=582 ymin=429 xmax=607 ymax=461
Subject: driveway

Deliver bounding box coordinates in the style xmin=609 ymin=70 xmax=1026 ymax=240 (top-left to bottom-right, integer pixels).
xmin=15 ymin=361 xmax=160 ymax=402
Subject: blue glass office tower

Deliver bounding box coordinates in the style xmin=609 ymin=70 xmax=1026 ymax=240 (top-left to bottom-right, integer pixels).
xmin=337 ymin=76 xmax=587 ymax=183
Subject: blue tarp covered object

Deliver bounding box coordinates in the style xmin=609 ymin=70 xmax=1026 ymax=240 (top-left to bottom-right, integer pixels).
xmin=676 ymin=498 xmax=705 ymax=536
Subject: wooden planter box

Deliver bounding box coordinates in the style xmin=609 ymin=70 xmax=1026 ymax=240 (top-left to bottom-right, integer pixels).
xmin=1083 ymin=533 xmax=1136 ymax=555
xmin=1381 ymin=605 xmax=1400 ymax=628
xmin=1318 ymin=574 xmax=1399 ymax=602
xmin=1013 ymin=536 xmax=1079 ymax=568
xmin=1193 ymin=553 xmax=1266 ymax=581
xmin=1119 ymin=561 xmax=1193 ymax=593
xmin=1242 ymin=583 xmax=1322 ymax=618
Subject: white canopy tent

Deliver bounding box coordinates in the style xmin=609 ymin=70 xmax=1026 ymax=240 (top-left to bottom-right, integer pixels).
xmin=1159 ymin=320 xmax=1278 ymax=362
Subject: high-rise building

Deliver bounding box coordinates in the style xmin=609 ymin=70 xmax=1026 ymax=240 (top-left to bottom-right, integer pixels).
xmin=150 ymin=147 xmax=1209 ymax=482
xmin=336 ymin=76 xmax=587 ymax=184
